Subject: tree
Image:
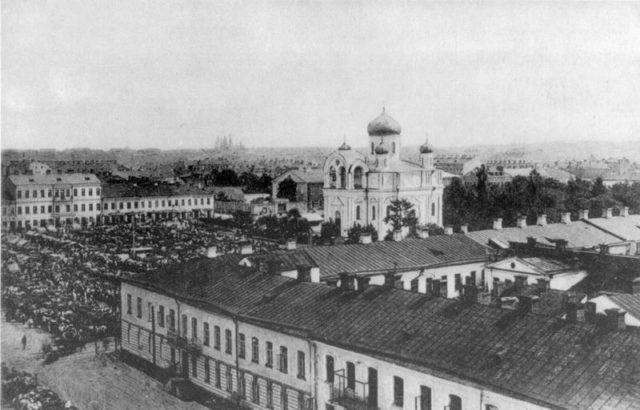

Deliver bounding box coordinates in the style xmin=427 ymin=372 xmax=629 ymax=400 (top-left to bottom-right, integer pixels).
xmin=215 ymin=169 xmax=240 ymax=186
xmin=346 ymin=223 xmax=379 ymax=244
xmin=277 ymin=177 xmax=298 ymax=201
xmin=320 ymin=219 xmax=340 ymax=242
xmin=384 ymin=199 xmax=418 ymax=236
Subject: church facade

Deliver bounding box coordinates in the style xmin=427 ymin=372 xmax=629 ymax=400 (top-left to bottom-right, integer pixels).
xmin=323 ymin=108 xmax=444 ymax=237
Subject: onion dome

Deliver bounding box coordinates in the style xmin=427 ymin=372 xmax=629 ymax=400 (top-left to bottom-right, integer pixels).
xmin=374 ymin=141 xmax=390 ymax=155
xmin=367 ymin=107 xmax=401 ymax=136
xmin=419 ymin=139 xmax=433 ymax=154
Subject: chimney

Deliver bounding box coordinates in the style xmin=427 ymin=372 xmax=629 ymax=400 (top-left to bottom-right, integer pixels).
xmin=621 ymin=206 xmax=629 ymax=217
xmin=393 ymin=230 xmax=403 ymax=242
xmin=565 ymin=301 xmax=578 ymax=323
xmin=585 ymin=301 xmax=597 ymax=324
xmin=555 ymin=239 xmax=568 ymax=252
xmin=517 ymin=296 xmax=533 ymax=313
xmin=517 ymin=216 xmax=527 ymax=229
xmin=561 ymin=212 xmax=572 ymax=224
xmin=296 ymin=264 xmax=312 ymax=282
xmin=536 ymin=278 xmax=549 ymax=291
xmin=460 ymin=224 xmax=468 ymax=234
xmin=206 ymin=246 xmax=218 ymax=258
xmin=240 ymin=243 xmax=253 ymax=255
xmin=492 ymin=218 xmax=503 ymax=230
xmin=536 ymin=214 xmax=547 ymax=226
xmin=599 ymin=244 xmax=609 ymax=255
xmin=605 ymin=208 xmax=613 ymax=219
xmin=360 ymin=233 xmax=372 ymax=244
xmin=604 ymin=308 xmax=620 ymax=331
xmin=526 ymin=236 xmax=537 ymax=248
xmin=384 ymin=271 xmax=397 ymax=288
xmin=355 ymin=276 xmax=371 ymax=291
xmin=579 ymin=209 xmax=589 ymax=220
xmin=462 ymin=284 xmax=478 ymax=304
xmin=444 ymin=226 xmax=454 ymax=235
xmin=339 ymin=272 xmax=354 ymax=291
xmin=632 ymin=277 xmax=640 ymax=295
xmin=617 ymin=310 xmax=627 ymax=330
xmin=286 ymin=239 xmax=297 ymax=250
xmin=417 ymin=228 xmax=429 ymax=239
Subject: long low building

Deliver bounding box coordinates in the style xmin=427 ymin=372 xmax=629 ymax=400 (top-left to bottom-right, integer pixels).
xmin=121 ymin=255 xmax=640 ymax=410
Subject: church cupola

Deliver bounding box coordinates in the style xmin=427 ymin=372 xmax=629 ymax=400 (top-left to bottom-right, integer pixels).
xmin=375 ymin=141 xmax=390 ymax=169
xmin=420 ymin=138 xmax=434 ymax=170
xmin=367 ymin=107 xmax=402 ymax=160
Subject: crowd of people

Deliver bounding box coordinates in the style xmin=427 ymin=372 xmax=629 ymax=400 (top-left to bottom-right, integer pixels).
xmin=1 ymin=364 xmax=77 ymax=410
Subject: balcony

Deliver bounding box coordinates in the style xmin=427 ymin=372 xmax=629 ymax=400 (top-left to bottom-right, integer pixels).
xmin=330 ymin=370 xmax=377 ymax=410
xmin=166 ymin=330 xmax=202 ymax=353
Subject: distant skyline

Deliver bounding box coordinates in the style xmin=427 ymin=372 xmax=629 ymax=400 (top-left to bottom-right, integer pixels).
xmin=2 ymin=1 xmax=639 ymax=150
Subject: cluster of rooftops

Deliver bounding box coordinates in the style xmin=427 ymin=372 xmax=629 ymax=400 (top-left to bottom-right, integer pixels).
xmin=126 ymin=241 xmax=640 ymax=410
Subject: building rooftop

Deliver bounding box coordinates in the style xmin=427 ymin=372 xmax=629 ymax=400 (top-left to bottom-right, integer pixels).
xmin=583 ymin=215 xmax=640 ymax=241
xmin=273 ymin=168 xmax=325 ymax=184
xmin=595 ymin=292 xmax=640 ymax=322
xmin=126 ymin=258 xmax=640 ymax=410
xmin=8 ymin=173 xmax=100 ymax=186
xmin=102 ymin=182 xmax=214 ymax=199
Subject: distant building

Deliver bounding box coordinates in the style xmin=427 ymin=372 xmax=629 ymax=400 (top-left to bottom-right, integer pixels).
xmin=28 ymin=161 xmax=51 ymax=175
xmin=433 ymin=154 xmax=482 ymax=175
xmin=486 ymin=256 xmax=587 ymax=292
xmin=588 ymin=291 xmax=640 ymax=327
xmin=272 ymin=168 xmax=324 ymax=214
xmin=2 ymin=174 xmax=101 ymax=230
xmin=323 ymin=109 xmax=443 ymax=236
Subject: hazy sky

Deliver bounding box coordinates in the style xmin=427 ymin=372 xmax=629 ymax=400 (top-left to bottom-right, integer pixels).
xmin=2 ymin=0 xmax=639 ymax=150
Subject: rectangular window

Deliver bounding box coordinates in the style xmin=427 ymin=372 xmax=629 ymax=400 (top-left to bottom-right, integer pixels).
xmin=266 ymin=381 xmax=273 ymax=408
xmin=252 ymin=337 xmax=259 ymax=363
xmin=25 ymin=190 xmax=29 ymax=199
xmin=89 ymin=204 xmax=93 ymax=211
xmin=225 ymin=329 xmax=232 ymax=354
xmin=136 ymin=297 xmax=142 ymax=318
xmin=419 ymin=386 xmax=432 ymax=410
xmin=96 ymin=204 xmax=101 ymax=211
xmin=141 ymin=201 xmax=144 ymax=208
xmin=155 ymin=200 xmax=159 ymax=207
xmin=148 ymin=201 xmax=152 ymax=208
xmin=48 ymin=206 xmax=52 ymax=213
xmin=66 ymin=205 xmax=70 ymax=212
xmin=281 ymin=387 xmax=288 ymax=409
xmin=393 ymin=376 xmax=404 ymax=406
xmin=226 ymin=366 xmax=232 ymax=392
xmin=266 ymin=342 xmax=273 ymax=368
xmin=97 ymin=188 xmax=100 ymax=196
xmin=181 ymin=199 xmax=185 ymax=206
xmin=203 ymin=322 xmax=210 ymax=346
xmin=119 ymin=202 xmax=123 ymax=209
xmin=74 ymin=189 xmax=78 ymax=196
xmin=168 ymin=309 xmax=175 ymax=330
xmin=134 ymin=201 xmax=138 ymax=209
xmin=40 ymin=189 xmax=45 ymax=198
xmin=252 ymin=375 xmax=259 ymax=404
xmin=25 ymin=207 xmax=29 ymax=215
xmin=297 ymin=351 xmax=306 ymax=380
xmin=455 ymin=273 xmax=462 ymax=290
xmin=449 ymin=395 xmax=462 ymax=410
xmin=158 ymin=305 xmax=165 ymax=327
xmin=127 ymin=294 xmax=132 ymax=315
xmin=127 ymin=202 xmax=131 ymax=209
xmin=81 ymin=204 xmax=85 ymax=212
xmin=40 ymin=206 xmax=45 ymax=214
xmin=111 ymin=203 xmax=115 ymax=210
xmin=326 ymin=355 xmax=334 ymax=383
xmin=181 ymin=314 xmax=187 ymax=337
xmin=33 ymin=206 xmax=37 ymax=214
xmin=204 ymin=359 xmax=210 ymax=383
xmin=89 ymin=188 xmax=93 ymax=196
xmin=81 ymin=189 xmax=85 ymax=196
xmin=346 ymin=362 xmax=355 ymax=389
xmin=33 ymin=190 xmax=37 ymax=198
xmin=214 ymin=326 xmax=221 ymax=350
xmin=17 ymin=190 xmax=21 ymax=199
xmin=192 ymin=355 xmax=197 ymax=378
xmin=215 ymin=361 xmax=221 ymax=387
xmin=239 ymin=333 xmax=246 ymax=358
xmin=279 ymin=346 xmax=288 ymax=373
xmin=238 ymin=372 xmax=246 ymax=399
xmin=55 ymin=205 xmax=60 ymax=213
xmin=17 ymin=207 xmax=22 ymax=215
xmin=191 ymin=317 xmax=198 ymax=340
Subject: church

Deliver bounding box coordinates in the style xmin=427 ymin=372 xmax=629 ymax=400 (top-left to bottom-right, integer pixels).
xmin=323 ymin=108 xmax=444 ymax=237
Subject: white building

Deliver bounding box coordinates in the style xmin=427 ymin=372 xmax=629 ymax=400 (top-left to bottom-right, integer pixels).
xmin=323 ymin=108 xmax=444 ymax=237
xmin=486 ymin=256 xmax=587 ymax=292
xmin=2 ymin=174 xmax=101 ymax=229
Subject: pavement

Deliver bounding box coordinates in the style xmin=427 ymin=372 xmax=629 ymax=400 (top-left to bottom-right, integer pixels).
xmin=2 ymin=316 xmax=207 ymax=410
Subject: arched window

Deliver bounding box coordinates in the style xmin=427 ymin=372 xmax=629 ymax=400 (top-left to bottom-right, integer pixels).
xmin=392 ymin=142 xmax=396 ymax=154
xmin=356 ymin=205 xmax=361 ymax=220
xmin=329 ymin=167 xmax=336 ymax=188
xmin=371 ymin=142 xmax=374 ymax=155
xmin=339 ymin=167 xmax=346 ymax=189
xmin=372 ymin=206 xmax=376 ymax=221
xmin=353 ymin=167 xmax=363 ymax=189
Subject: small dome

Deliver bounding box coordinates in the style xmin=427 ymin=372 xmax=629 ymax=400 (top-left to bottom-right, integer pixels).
xmin=338 ymin=142 xmax=351 ymax=151
xmin=367 ymin=108 xmax=401 ymax=136
xmin=419 ymin=140 xmax=433 ymax=154
xmin=375 ymin=141 xmax=390 ymax=155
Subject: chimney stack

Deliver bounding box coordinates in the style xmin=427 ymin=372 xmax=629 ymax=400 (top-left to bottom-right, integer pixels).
xmin=385 ymin=271 xmax=397 ymax=288
xmin=561 ymin=212 xmax=572 ymax=224
xmin=604 ymin=308 xmax=621 ymax=331
xmin=605 ymin=208 xmax=613 ymax=219
xmin=393 ymin=230 xmax=403 ymax=242
xmin=492 ymin=218 xmax=503 ymax=231
xmin=526 ymin=236 xmax=537 ymax=248
xmin=355 ymin=276 xmax=371 ymax=291
xmin=536 ymin=214 xmax=547 ymax=226
xmin=360 ymin=233 xmax=372 ymax=244
xmin=444 ymin=226 xmax=454 ymax=235
xmin=206 ymin=246 xmax=218 ymax=258
xmin=579 ymin=209 xmax=589 ymax=220
xmin=585 ymin=301 xmax=597 ymax=324
xmin=599 ymin=244 xmax=609 ymax=255
xmin=517 ymin=296 xmax=533 ymax=314
xmin=240 ymin=243 xmax=253 ymax=255
xmin=565 ymin=301 xmax=578 ymax=323
xmin=417 ymin=228 xmax=429 ymax=239
xmin=339 ymin=272 xmax=354 ymax=291
xmin=296 ymin=264 xmax=312 ymax=282
xmin=621 ymin=206 xmax=629 ymax=217
xmin=286 ymin=239 xmax=297 ymax=250
xmin=517 ymin=216 xmax=527 ymax=229
xmin=460 ymin=224 xmax=468 ymax=234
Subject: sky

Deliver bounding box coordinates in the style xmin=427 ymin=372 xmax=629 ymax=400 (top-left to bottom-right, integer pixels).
xmin=2 ymin=0 xmax=640 ymax=150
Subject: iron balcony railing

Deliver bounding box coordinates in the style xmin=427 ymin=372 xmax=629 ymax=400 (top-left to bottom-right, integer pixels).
xmin=329 ymin=370 xmax=377 ymax=410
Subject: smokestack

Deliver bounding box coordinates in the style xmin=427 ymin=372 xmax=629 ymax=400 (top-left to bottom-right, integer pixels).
xmin=385 ymin=271 xmax=397 ymax=288
xmin=417 ymin=228 xmax=429 ymax=239
xmin=621 ymin=206 xmax=629 ymax=217
xmin=296 ymin=264 xmax=312 ymax=282
xmin=579 ymin=209 xmax=589 ymax=220
xmin=604 ymin=308 xmax=621 ymax=331
xmin=492 ymin=218 xmax=503 ymax=230
xmin=360 ymin=233 xmax=372 ymax=244
xmin=339 ymin=272 xmax=354 ymax=291
xmin=206 ymin=246 xmax=218 ymax=258
xmin=355 ymin=276 xmax=371 ymax=291
xmin=536 ymin=214 xmax=547 ymax=226
xmin=526 ymin=236 xmax=537 ymax=248
xmin=561 ymin=212 xmax=572 ymax=224
xmin=444 ymin=226 xmax=454 ymax=235
xmin=460 ymin=224 xmax=468 ymax=234
xmin=605 ymin=208 xmax=613 ymax=219
xmin=585 ymin=301 xmax=596 ymax=324
xmin=517 ymin=216 xmax=527 ymax=229
xmin=240 ymin=243 xmax=253 ymax=255
xmin=286 ymin=239 xmax=297 ymax=250
xmin=565 ymin=302 xmax=578 ymax=323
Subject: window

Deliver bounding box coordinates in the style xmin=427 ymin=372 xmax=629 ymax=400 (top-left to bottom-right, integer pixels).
xmin=81 ymin=188 xmax=85 ymax=196
xmin=238 ymin=373 xmax=246 ymax=399
xmin=215 ymin=361 xmax=221 ymax=387
xmin=17 ymin=190 xmax=21 ymax=199
xmin=392 ymin=141 xmax=396 ymax=154
xmin=393 ymin=376 xmax=404 ymax=406
xmin=252 ymin=337 xmax=259 ymax=363
xmin=419 ymin=385 xmax=432 ymax=410
xmin=455 ymin=273 xmax=462 ymax=290
xmin=279 ymin=346 xmax=288 ymax=373
xmin=25 ymin=190 xmax=29 ymax=199
xmin=40 ymin=189 xmax=45 ymax=198
xmin=134 ymin=201 xmax=138 ymax=209
xmin=297 ymin=351 xmax=306 ymax=380
xmin=266 ymin=381 xmax=273 ymax=408
xmin=97 ymin=188 xmax=101 ymax=196
xmin=204 ymin=359 xmax=210 ymax=383
xmin=298 ymin=392 xmax=305 ymax=410
xmin=32 ymin=190 xmax=37 ymax=198
xmin=127 ymin=202 xmax=131 ymax=209
xmin=148 ymin=302 xmax=153 ymax=322
xmin=354 ymin=167 xmax=363 ymax=188
xmin=73 ymin=189 xmax=78 ymax=197
xmin=226 ymin=366 xmax=233 ymax=392
xmin=119 ymin=202 xmax=123 ymax=210
xmin=33 ymin=206 xmax=37 ymax=214
xmin=203 ymin=322 xmax=210 ymax=346
xmin=111 ymin=203 xmax=115 ymax=210
xmin=89 ymin=188 xmax=93 ymax=196
xmin=17 ymin=207 xmax=22 ymax=215
xmin=326 ymin=355 xmax=334 ymax=382
xmin=48 ymin=206 xmax=52 ymax=213
xmin=48 ymin=190 xmax=52 ymax=198
xmin=266 ymin=341 xmax=273 ymax=368
xmin=431 ymin=202 xmax=435 ymax=217
xmin=346 ymin=362 xmax=355 ymax=389
xmin=192 ymin=354 xmax=197 ymax=377
xmin=136 ymin=297 xmax=142 ymax=318
xmin=485 ymin=405 xmax=498 ymax=410
xmin=191 ymin=317 xmax=198 ymax=340
xmin=355 ymin=205 xmax=360 ymax=220
xmin=239 ymin=333 xmax=246 ymax=358
xmin=126 ymin=294 xmax=132 ymax=314
xmin=225 ymin=329 xmax=232 ymax=354
xmin=252 ymin=375 xmax=259 ymax=404
xmin=214 ymin=326 xmax=221 ymax=350
xmin=181 ymin=199 xmax=185 ymax=206
xmin=181 ymin=314 xmax=187 ymax=336
xmin=55 ymin=205 xmax=60 ymax=213
xmin=372 ymin=206 xmax=376 ymax=220
xmin=81 ymin=204 xmax=85 ymax=212
xmin=168 ymin=309 xmax=175 ymax=330
xmin=96 ymin=204 xmax=101 ymax=211
xmin=161 ymin=200 xmax=165 ymax=207
xmin=158 ymin=306 xmax=165 ymax=327
xmin=371 ymin=142 xmax=374 ymax=154
xmin=89 ymin=204 xmax=93 ymax=211
xmin=449 ymin=395 xmax=462 ymax=410
xmin=281 ymin=387 xmax=288 ymax=409
xmin=148 ymin=201 xmax=152 ymax=208
xmin=25 ymin=207 xmax=30 ymax=215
